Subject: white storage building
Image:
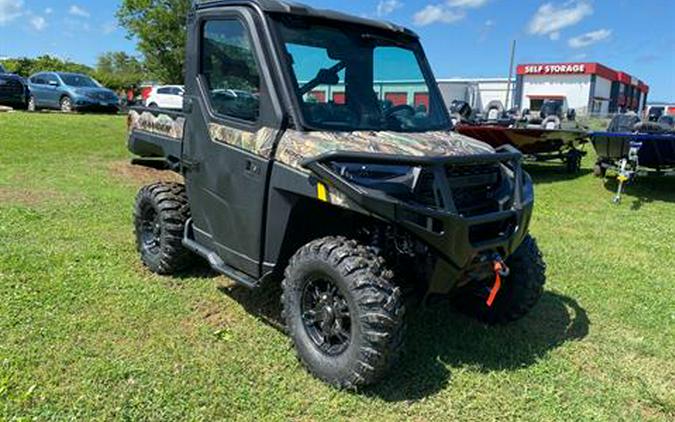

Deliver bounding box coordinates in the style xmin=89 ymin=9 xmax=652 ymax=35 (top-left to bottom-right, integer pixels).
xmin=514 ymin=62 xmax=649 ymax=116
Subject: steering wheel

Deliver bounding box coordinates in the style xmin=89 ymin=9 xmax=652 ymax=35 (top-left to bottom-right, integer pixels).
xmin=385 ymin=104 xmax=416 ymax=117
xmin=384 ymin=104 xmax=417 ymax=130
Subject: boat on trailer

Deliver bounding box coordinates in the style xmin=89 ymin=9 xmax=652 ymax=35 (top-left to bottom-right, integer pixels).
xmin=591 ymin=113 xmax=675 ymax=203
xmin=453 ymin=100 xmax=590 ymax=173
xmin=456 ymin=125 xmax=589 ymax=172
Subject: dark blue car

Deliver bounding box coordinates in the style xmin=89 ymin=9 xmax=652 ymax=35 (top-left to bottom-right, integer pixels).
xmin=0 ymin=64 xmax=30 ymax=109
xmin=27 ymin=72 xmax=119 ymax=113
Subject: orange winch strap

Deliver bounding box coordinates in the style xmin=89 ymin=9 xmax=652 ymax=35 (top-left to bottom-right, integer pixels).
xmin=486 ymin=262 xmax=503 ymax=307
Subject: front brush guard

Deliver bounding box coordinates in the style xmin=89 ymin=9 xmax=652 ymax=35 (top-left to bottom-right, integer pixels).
xmin=302 ymin=146 xmax=534 ymax=294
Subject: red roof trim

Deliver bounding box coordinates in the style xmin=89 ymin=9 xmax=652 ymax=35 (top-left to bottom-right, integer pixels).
xmin=616 ymin=72 xmax=631 ymax=84
xmin=587 ymin=63 xmax=616 ymax=81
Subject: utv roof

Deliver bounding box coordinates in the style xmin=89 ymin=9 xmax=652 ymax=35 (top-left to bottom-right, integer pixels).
xmin=193 ymin=0 xmax=418 ymax=38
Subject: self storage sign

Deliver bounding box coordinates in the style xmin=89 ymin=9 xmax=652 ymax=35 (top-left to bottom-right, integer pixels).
xmin=523 ymin=64 xmax=586 ymax=75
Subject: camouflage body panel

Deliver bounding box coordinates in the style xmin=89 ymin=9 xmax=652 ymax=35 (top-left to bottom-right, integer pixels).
xmin=209 ymin=123 xmax=278 ymax=158
xmin=129 ymin=110 xmax=185 ymax=140
xmin=275 ymin=130 xmax=495 ymax=171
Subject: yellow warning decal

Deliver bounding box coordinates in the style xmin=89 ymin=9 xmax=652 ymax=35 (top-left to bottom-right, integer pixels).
xmin=317 ymin=182 xmax=329 ymax=202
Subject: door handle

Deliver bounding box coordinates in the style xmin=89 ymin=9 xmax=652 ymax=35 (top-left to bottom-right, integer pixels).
xmin=182 ymin=158 xmax=200 ymax=171
xmin=245 ymin=160 xmax=261 ymax=176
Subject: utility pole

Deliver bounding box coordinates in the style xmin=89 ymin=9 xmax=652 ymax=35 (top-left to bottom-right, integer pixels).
xmin=505 ymin=40 xmax=516 ymax=111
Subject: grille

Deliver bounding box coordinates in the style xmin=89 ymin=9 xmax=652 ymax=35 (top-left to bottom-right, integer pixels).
xmin=469 ymin=217 xmax=516 ymax=245
xmin=87 ymin=91 xmax=117 ymax=101
xmin=447 ymin=164 xmax=502 ymax=217
xmin=413 ymin=164 xmax=503 ymax=216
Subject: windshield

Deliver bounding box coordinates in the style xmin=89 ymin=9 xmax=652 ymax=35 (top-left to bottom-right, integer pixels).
xmin=658 ymin=115 xmax=674 ymax=128
xmin=0 ymin=64 xmax=6 ymax=73
xmin=60 ymin=74 xmax=99 ymax=88
xmin=540 ymin=100 xmax=564 ymax=118
xmin=274 ymin=17 xmax=450 ymax=132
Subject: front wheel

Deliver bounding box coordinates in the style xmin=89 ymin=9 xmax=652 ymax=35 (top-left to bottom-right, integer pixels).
xmin=60 ymin=96 xmax=73 ymax=113
xmin=282 ymin=237 xmax=405 ymax=389
xmin=453 ymin=235 xmax=546 ymax=325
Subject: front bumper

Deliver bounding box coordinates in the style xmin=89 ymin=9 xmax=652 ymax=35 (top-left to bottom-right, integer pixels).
xmin=303 ymin=147 xmax=534 ymax=293
xmin=0 ymin=91 xmax=29 ymax=107
xmin=73 ymin=96 xmax=119 ymax=111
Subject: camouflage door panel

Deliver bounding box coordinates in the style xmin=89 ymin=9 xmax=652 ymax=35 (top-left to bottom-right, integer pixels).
xmin=275 ymin=130 xmax=495 ymax=171
xmin=208 ymin=123 xmax=278 ymax=159
xmin=129 ymin=110 xmax=185 ymax=140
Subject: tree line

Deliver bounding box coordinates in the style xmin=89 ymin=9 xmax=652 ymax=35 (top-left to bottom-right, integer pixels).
xmin=0 ymin=52 xmax=146 ymax=92
xmin=0 ymin=0 xmax=191 ymax=90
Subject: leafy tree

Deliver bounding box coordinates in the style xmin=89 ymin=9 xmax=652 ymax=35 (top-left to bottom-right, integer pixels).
xmin=116 ymin=0 xmax=191 ymax=84
xmin=0 ymin=55 xmax=92 ymax=78
xmin=0 ymin=53 xmax=146 ymax=91
xmin=94 ymin=51 xmax=146 ymax=91
xmin=203 ymin=39 xmax=259 ymax=92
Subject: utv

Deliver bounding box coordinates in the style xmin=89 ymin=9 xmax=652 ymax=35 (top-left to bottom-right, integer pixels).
xmin=127 ymin=0 xmax=546 ymax=389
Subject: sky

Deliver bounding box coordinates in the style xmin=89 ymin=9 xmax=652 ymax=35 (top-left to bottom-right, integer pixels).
xmin=0 ymin=0 xmax=673 ymax=100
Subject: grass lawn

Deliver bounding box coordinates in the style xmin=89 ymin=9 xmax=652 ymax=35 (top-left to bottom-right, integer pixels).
xmin=1 ymin=112 xmax=673 ymax=421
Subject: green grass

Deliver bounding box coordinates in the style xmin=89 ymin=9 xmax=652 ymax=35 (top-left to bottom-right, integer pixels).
xmin=578 ymin=116 xmax=612 ymax=131
xmin=1 ymin=112 xmax=673 ymax=421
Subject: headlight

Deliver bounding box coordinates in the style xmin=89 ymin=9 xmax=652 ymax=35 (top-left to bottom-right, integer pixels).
xmin=330 ymin=162 xmax=420 ymax=198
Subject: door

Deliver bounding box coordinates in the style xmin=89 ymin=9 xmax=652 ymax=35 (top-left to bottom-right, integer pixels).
xmin=155 ymin=87 xmax=174 ymax=109
xmin=29 ymin=74 xmax=50 ymax=107
xmin=154 ymin=87 xmax=169 ymax=107
xmin=182 ymin=10 xmax=283 ymax=278
xmin=41 ymin=73 xmax=61 ymax=108
xmin=385 ymin=92 xmax=408 ymax=106
xmin=168 ymin=87 xmax=184 ymax=110
xmin=414 ymin=92 xmax=430 ymax=110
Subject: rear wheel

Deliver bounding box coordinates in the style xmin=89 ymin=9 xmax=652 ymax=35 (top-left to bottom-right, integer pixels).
xmin=282 ymin=237 xmax=405 ymax=389
xmin=133 ymin=182 xmax=193 ymax=275
xmin=27 ymin=96 xmax=37 ymax=112
xmin=60 ymin=96 xmax=73 ymax=113
xmin=453 ymin=235 xmax=546 ymax=325
xmin=593 ymin=163 xmax=607 ymax=178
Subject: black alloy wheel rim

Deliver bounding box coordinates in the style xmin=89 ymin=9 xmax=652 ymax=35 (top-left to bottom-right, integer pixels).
xmin=301 ymin=275 xmax=352 ymax=356
xmin=140 ymin=206 xmax=161 ymax=256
